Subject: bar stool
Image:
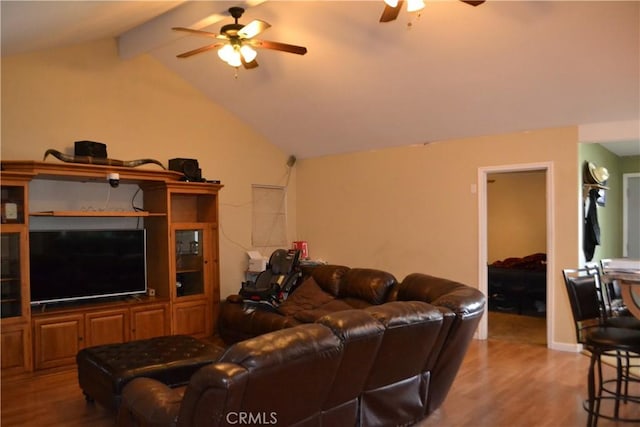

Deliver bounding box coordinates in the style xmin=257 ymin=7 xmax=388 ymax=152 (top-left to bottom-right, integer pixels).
xmin=563 ymin=268 xmax=640 ymax=427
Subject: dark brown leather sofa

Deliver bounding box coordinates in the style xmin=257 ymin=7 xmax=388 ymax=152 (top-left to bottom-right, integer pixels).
xmin=116 ymin=265 xmax=485 ymax=426
xmin=220 ymin=264 xmax=485 ymax=414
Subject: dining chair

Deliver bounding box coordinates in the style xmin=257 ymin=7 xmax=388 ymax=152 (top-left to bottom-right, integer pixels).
xmin=587 ymin=263 xmax=640 ymax=409
xmin=563 ymin=268 xmax=640 ymax=427
xmin=586 ymin=263 xmax=640 ymax=330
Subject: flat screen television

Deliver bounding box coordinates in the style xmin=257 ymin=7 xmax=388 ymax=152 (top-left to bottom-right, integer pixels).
xmin=29 ymin=229 xmax=147 ymax=306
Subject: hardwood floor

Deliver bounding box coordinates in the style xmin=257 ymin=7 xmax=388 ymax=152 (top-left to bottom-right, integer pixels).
xmin=1 ymin=339 xmax=638 ymax=426
xmin=418 ymin=339 xmax=639 ymax=427
xmin=1 ymin=368 xmax=114 ymax=427
xmin=487 ymin=311 xmax=547 ymax=347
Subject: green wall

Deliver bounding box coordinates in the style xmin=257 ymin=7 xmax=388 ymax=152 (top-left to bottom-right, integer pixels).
xmin=579 ymin=145 xmax=639 ymax=262
xmin=621 ymin=155 xmax=640 ymax=174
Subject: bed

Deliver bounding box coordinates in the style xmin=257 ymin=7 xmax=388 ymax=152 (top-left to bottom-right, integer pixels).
xmin=488 ymin=253 xmax=547 ymax=316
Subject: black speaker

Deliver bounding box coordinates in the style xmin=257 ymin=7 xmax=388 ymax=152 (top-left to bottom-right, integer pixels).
xmin=169 ymin=158 xmax=202 ymax=182
xmin=75 ymin=141 xmax=107 ymax=158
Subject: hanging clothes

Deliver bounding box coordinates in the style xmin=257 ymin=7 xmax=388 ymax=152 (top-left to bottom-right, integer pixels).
xmin=583 ymin=188 xmax=601 ymax=261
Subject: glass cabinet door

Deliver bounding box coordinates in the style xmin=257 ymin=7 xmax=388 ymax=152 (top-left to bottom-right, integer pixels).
xmin=1 ymin=233 xmax=22 ymax=318
xmin=175 ymin=229 xmax=205 ymax=298
xmin=1 ymin=185 xmax=25 ymax=225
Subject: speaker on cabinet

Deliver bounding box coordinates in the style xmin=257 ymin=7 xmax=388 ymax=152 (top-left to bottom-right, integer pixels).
xmin=75 ymin=141 xmax=107 ymax=158
xmin=168 ymin=158 xmax=203 ymax=182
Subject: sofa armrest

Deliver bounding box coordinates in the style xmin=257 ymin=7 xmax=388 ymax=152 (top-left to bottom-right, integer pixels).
xmin=225 ymin=294 xmax=244 ymax=303
xmin=117 ymin=378 xmax=183 ymax=427
xmin=176 ymin=363 xmax=249 ymax=427
xmin=218 ymin=299 xmax=301 ymax=344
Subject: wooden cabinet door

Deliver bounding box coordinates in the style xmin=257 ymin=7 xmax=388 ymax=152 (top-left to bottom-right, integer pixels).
xmin=1 ymin=322 xmax=31 ymax=375
xmin=33 ymin=314 xmax=84 ymax=370
xmin=85 ymin=308 xmax=129 ymax=347
xmin=130 ymin=303 xmax=169 ymax=340
xmin=173 ymin=299 xmax=211 ymax=338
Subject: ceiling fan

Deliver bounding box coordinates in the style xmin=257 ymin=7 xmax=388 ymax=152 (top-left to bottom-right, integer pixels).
xmin=380 ymin=0 xmax=485 ymax=23
xmin=172 ymin=7 xmax=307 ymax=70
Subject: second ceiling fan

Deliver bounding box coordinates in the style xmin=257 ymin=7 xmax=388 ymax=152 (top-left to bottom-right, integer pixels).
xmin=173 ymin=7 xmax=307 ymax=70
xmin=380 ymin=0 xmax=485 ymax=23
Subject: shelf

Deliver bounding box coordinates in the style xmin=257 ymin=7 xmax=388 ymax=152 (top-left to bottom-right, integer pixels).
xmin=0 ymin=161 xmax=183 ymax=184
xmin=30 ymin=211 xmax=166 ymax=218
xmin=177 ymin=269 xmax=203 ymax=274
xmin=30 ymin=295 xmax=170 ymax=316
xmin=583 ymin=183 xmax=609 ymax=190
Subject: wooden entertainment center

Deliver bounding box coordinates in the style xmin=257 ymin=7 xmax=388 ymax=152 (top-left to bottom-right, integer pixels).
xmin=0 ymin=161 xmax=222 ymax=376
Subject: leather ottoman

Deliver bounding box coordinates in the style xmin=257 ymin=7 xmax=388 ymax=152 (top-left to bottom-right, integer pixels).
xmin=76 ymin=335 xmax=224 ymax=411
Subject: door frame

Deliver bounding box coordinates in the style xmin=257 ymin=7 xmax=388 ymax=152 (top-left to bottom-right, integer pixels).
xmin=477 ymin=162 xmax=555 ymax=347
xmin=623 ymin=173 xmax=640 ymax=257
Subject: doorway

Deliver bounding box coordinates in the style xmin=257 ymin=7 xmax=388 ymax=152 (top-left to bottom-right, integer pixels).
xmin=477 ymin=162 xmax=555 ymax=347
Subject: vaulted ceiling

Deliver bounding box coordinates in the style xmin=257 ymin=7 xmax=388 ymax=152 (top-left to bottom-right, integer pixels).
xmin=2 ymin=1 xmax=639 ymax=158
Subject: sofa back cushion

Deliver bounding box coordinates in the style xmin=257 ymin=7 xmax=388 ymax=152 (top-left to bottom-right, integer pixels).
xmin=311 ymin=264 xmax=350 ymax=296
xmin=316 ymin=310 xmax=385 ymax=426
xmin=397 ymin=273 xmax=485 ymax=415
xmin=277 ymin=276 xmax=335 ymax=317
xmin=216 ymin=324 xmax=343 ymax=426
xmin=363 ymin=301 xmax=443 ymax=389
xmin=396 ymin=273 xmax=484 ymax=315
xmin=359 ymin=301 xmax=443 ymax=427
xmin=340 ymin=268 xmax=397 ymax=305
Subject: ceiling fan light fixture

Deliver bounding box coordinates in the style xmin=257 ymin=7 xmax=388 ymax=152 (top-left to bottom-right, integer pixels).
xmin=384 ymin=0 xmax=400 ymax=7
xmin=217 ymin=44 xmax=235 ymax=62
xmin=240 ymin=44 xmax=257 ymax=62
xmin=174 ymin=6 xmax=307 ymax=71
xmin=406 ymin=0 xmax=426 ymax=13
xmin=226 ymin=50 xmax=242 ymax=67
xmin=217 ymin=43 xmax=243 ymax=67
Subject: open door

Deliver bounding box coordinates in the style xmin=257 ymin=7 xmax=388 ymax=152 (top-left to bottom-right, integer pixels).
xmin=477 ymin=162 xmax=555 ymax=348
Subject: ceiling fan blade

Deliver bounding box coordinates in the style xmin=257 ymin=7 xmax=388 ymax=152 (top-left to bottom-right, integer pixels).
xmin=242 ymin=57 xmax=259 ymax=69
xmin=380 ymin=1 xmax=404 ymax=22
xmin=176 ymin=43 xmax=224 ymax=58
xmin=250 ymin=39 xmax=307 ymax=55
xmin=460 ymin=0 xmax=485 ymax=6
xmin=172 ymin=27 xmax=226 ymax=40
xmin=238 ymin=19 xmax=271 ymax=39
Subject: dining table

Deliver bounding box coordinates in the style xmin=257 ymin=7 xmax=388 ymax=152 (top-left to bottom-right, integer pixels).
xmin=604 ymin=270 xmax=640 ymax=319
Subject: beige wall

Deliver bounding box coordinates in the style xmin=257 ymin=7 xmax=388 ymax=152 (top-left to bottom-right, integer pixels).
xmin=0 ymin=39 xmax=296 ymax=297
xmin=1 ymin=37 xmax=588 ymax=347
xmin=487 ymin=171 xmax=546 ymax=263
xmin=297 ymin=127 xmax=580 ymax=346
